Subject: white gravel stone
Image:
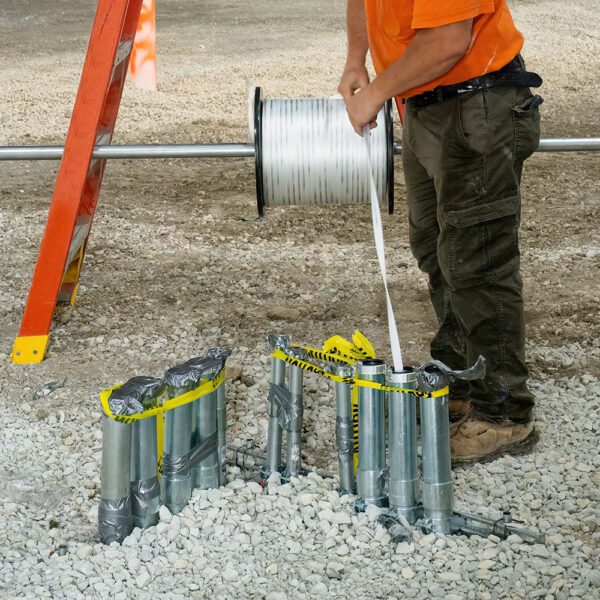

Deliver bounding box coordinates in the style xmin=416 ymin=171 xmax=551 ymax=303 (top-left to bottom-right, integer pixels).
xmin=159 ymin=506 xmax=172 ymax=524
xmin=365 ymin=503 xmax=385 ymax=522
xmin=222 ymin=566 xmax=238 ymax=581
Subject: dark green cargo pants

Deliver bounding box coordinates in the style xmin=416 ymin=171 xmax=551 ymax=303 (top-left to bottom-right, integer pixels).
xmin=402 ymin=85 xmax=541 ymax=424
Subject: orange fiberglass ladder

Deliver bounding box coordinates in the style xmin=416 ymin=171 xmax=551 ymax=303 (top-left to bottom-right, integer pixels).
xmin=11 ymin=0 xmax=144 ymax=364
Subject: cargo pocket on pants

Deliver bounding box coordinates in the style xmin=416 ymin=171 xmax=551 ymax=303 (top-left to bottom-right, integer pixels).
xmin=443 ymin=193 xmax=520 ymax=288
xmin=512 ymin=94 xmax=542 ymax=162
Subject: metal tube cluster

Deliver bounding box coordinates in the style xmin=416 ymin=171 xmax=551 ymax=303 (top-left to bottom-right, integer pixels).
xmin=99 ymin=349 xmax=230 ymax=544
xmin=259 ymin=344 xmax=454 ymax=526
xmin=351 ymin=358 xmax=454 ymax=533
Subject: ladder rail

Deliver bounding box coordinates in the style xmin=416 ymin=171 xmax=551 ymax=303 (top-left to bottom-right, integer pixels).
xmin=11 ymin=0 xmax=144 ymax=364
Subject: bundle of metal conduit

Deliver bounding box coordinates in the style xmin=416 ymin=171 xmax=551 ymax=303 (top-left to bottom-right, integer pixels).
xmin=261 ymin=340 xmax=544 ymax=542
xmin=98 ymin=348 xmax=231 ymax=545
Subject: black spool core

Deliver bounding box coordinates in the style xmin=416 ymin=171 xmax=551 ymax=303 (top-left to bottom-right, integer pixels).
xmin=384 ymin=99 xmax=395 ymax=215
xmin=362 ymin=358 xmax=384 ymax=366
xmin=253 ymin=87 xmax=265 ymax=218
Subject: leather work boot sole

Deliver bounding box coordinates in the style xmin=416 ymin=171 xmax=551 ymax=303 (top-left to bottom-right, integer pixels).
xmin=450 ymin=418 xmax=539 ymax=466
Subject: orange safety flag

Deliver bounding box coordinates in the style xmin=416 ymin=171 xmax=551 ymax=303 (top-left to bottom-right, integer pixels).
xmin=127 ymin=0 xmax=157 ymax=91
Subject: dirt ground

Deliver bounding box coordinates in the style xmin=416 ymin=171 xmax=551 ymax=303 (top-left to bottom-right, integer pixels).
xmin=0 ymin=0 xmax=598 ymax=598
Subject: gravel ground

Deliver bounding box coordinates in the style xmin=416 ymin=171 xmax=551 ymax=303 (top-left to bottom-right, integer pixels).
xmin=0 ymin=1 xmax=599 ymax=599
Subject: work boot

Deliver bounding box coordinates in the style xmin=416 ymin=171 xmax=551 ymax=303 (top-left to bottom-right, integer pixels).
xmin=448 ymin=398 xmax=472 ymax=421
xmin=450 ymin=418 xmax=538 ymax=465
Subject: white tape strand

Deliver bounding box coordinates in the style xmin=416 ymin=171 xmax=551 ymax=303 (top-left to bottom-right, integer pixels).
xmin=363 ymin=125 xmax=404 ymax=371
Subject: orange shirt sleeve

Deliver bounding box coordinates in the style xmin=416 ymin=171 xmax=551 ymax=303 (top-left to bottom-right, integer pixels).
xmin=411 ymin=0 xmax=495 ymax=29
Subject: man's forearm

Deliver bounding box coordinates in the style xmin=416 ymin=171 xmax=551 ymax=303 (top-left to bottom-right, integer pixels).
xmin=345 ymin=0 xmax=369 ymax=66
xmin=368 ymin=22 xmax=472 ymax=104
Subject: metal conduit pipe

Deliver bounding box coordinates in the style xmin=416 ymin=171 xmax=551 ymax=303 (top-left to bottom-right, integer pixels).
xmin=355 ymin=359 xmax=388 ymax=512
xmin=0 ymin=137 xmax=598 ymax=161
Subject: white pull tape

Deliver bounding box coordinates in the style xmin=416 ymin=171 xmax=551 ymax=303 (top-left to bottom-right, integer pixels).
xmin=363 ymin=125 xmax=404 ymax=372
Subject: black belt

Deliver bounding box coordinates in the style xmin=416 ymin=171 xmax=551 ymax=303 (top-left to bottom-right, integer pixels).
xmin=406 ymin=56 xmax=542 ymax=109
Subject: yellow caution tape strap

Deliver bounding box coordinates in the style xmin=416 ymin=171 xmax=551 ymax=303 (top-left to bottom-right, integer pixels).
xmin=271 ymin=349 xmax=448 ymax=399
xmin=100 ymin=370 xmax=225 ymax=424
xmin=289 ymin=344 xmax=355 ymax=365
xmin=290 ymin=330 xmax=377 ymax=366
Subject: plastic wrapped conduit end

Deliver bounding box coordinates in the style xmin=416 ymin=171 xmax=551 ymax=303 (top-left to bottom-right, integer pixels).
xmin=182 ymin=356 xmax=224 ymax=379
xmin=131 ymin=476 xmax=160 ymax=529
xmin=415 ymin=356 xmax=486 ymax=393
xmin=207 ymin=346 xmax=233 ymax=364
xmin=98 ymin=496 xmax=133 ymax=545
xmin=163 ymin=364 xmax=204 ymax=393
xmin=266 ymin=333 xmax=290 ymax=353
xmin=107 ymin=376 xmax=165 ymax=415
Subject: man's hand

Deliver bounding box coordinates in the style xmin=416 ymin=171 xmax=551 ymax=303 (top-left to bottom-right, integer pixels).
xmin=337 ymin=62 xmax=370 ymax=102
xmin=344 ymin=85 xmax=383 ymax=136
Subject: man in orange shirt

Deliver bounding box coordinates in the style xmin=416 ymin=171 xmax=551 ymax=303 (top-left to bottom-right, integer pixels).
xmin=339 ymin=0 xmax=543 ymax=464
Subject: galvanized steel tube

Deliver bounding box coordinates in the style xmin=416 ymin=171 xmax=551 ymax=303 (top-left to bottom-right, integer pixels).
xmin=161 ymin=403 xmax=193 ymax=513
xmin=161 ymin=367 xmax=197 ymax=514
xmin=355 ymin=359 xmax=388 ymax=511
xmin=0 ymin=138 xmax=597 ymax=162
xmin=262 ymin=335 xmax=289 ymax=479
xmin=0 ymin=143 xmax=255 ymax=161
xmin=284 ymin=365 xmax=304 ymax=479
xmin=130 ymin=417 xmax=160 ymax=529
xmin=420 ymin=389 xmax=453 ymax=533
xmin=387 ymin=369 xmax=420 ymax=523
xmin=128 ymin=378 xmax=163 ymax=530
xmin=99 ymin=417 xmax=133 ymax=544
xmin=334 ymin=365 xmax=355 ymax=495
xmin=216 ymin=381 xmax=227 ymax=486
xmin=192 ymin=382 xmax=220 ymax=490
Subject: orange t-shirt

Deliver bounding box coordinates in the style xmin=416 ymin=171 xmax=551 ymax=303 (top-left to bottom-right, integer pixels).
xmin=365 ymin=0 xmax=524 ymax=98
